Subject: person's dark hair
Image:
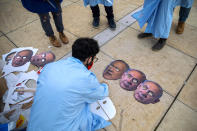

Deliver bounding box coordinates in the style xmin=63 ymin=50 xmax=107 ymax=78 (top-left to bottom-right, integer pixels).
xmin=72 ymin=38 xmax=99 ymax=62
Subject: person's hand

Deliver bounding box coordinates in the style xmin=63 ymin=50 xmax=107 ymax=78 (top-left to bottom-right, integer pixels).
xmin=100 ymin=81 xmax=109 ymax=86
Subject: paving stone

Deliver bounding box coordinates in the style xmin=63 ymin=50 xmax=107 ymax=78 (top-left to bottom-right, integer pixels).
xmin=173 ymin=1 xmax=197 ymax=28
xmin=92 ymin=52 xmax=173 ymax=131
xmin=130 ymin=7 xmax=197 ymax=59
xmin=61 ymin=0 xmax=73 ymax=8
xmin=69 ymin=0 xmax=80 ymax=3
xmin=98 ymin=0 xmax=140 ymax=21
xmin=130 ymin=21 xmax=147 ymax=32
xmin=107 ymin=92 xmax=172 ymax=131
xmin=0 ymin=36 xmax=16 ymax=59
xmin=168 ymin=21 xmax=197 ymax=59
xmin=61 ymin=3 xmax=108 ymax=37
xmin=101 ymin=27 xmax=196 ymax=96
xmin=178 ymin=67 xmax=197 ymax=111
xmin=0 ymin=0 xmax=38 ymax=34
xmin=7 ymin=20 xmax=77 ymax=60
xmin=157 ymin=100 xmax=197 ymax=131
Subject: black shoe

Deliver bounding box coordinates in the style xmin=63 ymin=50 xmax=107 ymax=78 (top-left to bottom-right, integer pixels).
xmin=137 ymin=33 xmax=152 ymax=39
xmin=108 ymin=18 xmax=116 ymax=29
xmin=92 ymin=17 xmax=99 ymax=28
xmin=152 ymin=38 xmax=167 ymax=51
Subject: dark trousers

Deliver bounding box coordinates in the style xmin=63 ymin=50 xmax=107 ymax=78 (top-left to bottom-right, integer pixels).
xmin=90 ymin=5 xmax=114 ymax=19
xmin=179 ymin=7 xmax=191 ymax=22
xmin=38 ymin=3 xmax=64 ymax=37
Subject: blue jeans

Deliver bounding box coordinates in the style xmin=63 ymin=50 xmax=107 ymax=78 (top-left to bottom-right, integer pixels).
xmin=179 ymin=7 xmax=191 ymax=22
xmin=38 ymin=3 xmax=64 ymax=37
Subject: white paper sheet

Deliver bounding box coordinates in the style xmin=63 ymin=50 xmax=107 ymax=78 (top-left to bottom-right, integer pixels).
xmin=90 ymin=97 xmax=116 ymax=120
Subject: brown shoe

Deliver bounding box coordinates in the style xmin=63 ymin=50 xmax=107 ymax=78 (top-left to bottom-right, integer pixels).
xmin=49 ymin=35 xmax=61 ymax=47
xmin=59 ymin=32 xmax=69 ymax=44
xmin=176 ymin=21 xmax=185 ymax=34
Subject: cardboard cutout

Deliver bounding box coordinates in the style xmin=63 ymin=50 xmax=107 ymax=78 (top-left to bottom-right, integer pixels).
xmin=134 ymin=80 xmax=163 ymax=104
xmin=120 ymin=69 xmax=146 ymax=91
xmin=103 ymin=60 xmax=129 ymax=80
xmin=31 ymin=51 xmax=56 ymax=67
xmin=2 ymin=47 xmax=38 ymax=76
xmin=3 ymin=71 xmax=38 ymax=111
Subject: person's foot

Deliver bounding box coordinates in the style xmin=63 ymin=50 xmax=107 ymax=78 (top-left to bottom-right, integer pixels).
xmin=59 ymin=32 xmax=69 ymax=44
xmin=49 ymin=35 xmax=61 ymax=47
xmin=176 ymin=21 xmax=185 ymax=34
xmin=92 ymin=17 xmax=100 ymax=28
xmin=152 ymin=38 xmax=167 ymax=51
xmin=137 ymin=33 xmax=152 ymax=39
xmin=107 ymin=18 xmax=116 ymax=30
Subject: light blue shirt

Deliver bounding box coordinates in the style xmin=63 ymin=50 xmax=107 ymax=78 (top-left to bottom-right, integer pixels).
xmin=132 ymin=0 xmax=193 ymax=38
xmin=27 ymin=57 xmax=111 ymax=131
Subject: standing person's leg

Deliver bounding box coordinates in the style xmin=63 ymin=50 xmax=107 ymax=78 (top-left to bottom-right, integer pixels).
xmin=152 ymin=38 xmax=167 ymax=51
xmin=52 ymin=3 xmax=69 ymax=44
xmin=176 ymin=7 xmax=191 ymax=34
xmin=38 ymin=13 xmax=61 ymax=47
xmin=104 ymin=6 xmax=116 ymax=29
xmin=90 ymin=5 xmax=100 ymax=28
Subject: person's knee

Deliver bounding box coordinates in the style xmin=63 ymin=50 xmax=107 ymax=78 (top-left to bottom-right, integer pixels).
xmin=40 ymin=14 xmax=50 ymax=23
xmin=53 ymin=12 xmax=62 ymax=17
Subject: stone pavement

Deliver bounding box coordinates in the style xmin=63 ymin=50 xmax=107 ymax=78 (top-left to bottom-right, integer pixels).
xmin=0 ymin=0 xmax=197 ymax=130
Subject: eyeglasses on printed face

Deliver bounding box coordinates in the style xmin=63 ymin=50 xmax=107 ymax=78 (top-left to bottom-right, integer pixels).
xmin=108 ymin=64 xmax=120 ymax=72
xmin=126 ymin=73 xmax=139 ymax=84
xmin=141 ymin=85 xmax=154 ymax=97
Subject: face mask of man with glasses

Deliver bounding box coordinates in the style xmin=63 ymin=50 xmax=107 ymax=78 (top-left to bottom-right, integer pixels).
xmin=134 ymin=80 xmax=163 ymax=104
xmin=103 ymin=60 xmax=129 ymax=80
xmin=120 ymin=69 xmax=146 ymax=91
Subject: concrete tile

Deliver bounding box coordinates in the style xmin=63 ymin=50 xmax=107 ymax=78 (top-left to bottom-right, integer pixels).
xmin=101 ymin=27 xmax=196 ymax=96
xmin=0 ymin=36 xmax=16 ymax=59
xmin=131 ymin=20 xmax=197 ymax=59
xmin=0 ymin=0 xmax=38 ymax=34
xmin=173 ymin=1 xmax=197 ymax=28
xmin=61 ymin=3 xmax=108 ymax=37
xmin=109 ymin=93 xmax=172 ymax=131
xmin=92 ymin=52 xmax=173 ymax=131
xmin=119 ymin=6 xmax=142 ymax=27
xmin=61 ymin=0 xmax=73 ymax=8
xmin=97 ymin=129 xmax=106 ymax=131
xmin=168 ymin=21 xmax=197 ymax=58
xmin=69 ymin=0 xmax=80 ymax=3
xmin=94 ymin=22 xmax=127 ymax=46
xmin=130 ymin=21 xmax=147 ymax=32
xmin=112 ymin=0 xmax=139 ymax=21
xmin=178 ymin=67 xmax=197 ymax=111
xmin=7 ymin=20 xmax=77 ymax=60
xmin=98 ymin=0 xmax=139 ymax=21
xmin=157 ymin=100 xmax=197 ymax=131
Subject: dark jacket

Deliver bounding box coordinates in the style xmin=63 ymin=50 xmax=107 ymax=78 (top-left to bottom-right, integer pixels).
xmin=21 ymin=0 xmax=63 ymax=13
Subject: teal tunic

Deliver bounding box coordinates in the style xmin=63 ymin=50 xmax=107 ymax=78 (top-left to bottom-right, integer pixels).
xmin=27 ymin=57 xmax=111 ymax=131
xmin=132 ymin=0 xmax=193 ymax=38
